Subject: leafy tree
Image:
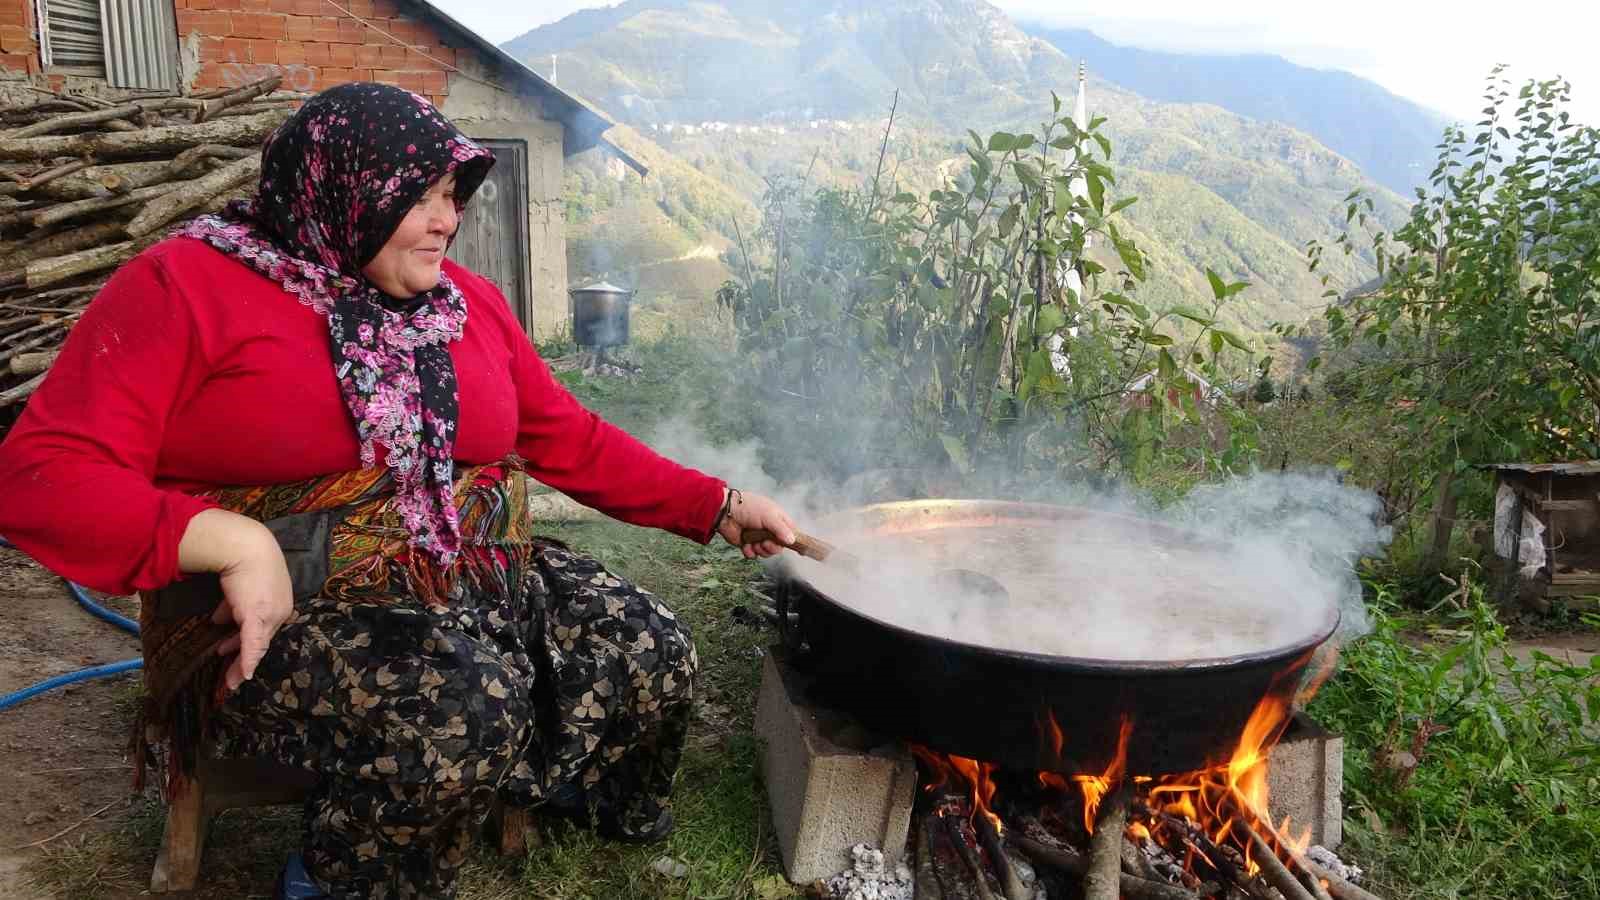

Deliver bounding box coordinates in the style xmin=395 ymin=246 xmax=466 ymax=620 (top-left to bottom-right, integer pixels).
xmin=1310 ymin=71 xmax=1600 ymax=567
xmin=718 ymin=95 xmax=1261 ymax=484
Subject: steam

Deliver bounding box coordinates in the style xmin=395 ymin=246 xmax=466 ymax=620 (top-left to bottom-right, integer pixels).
xmin=647 ymin=418 xmax=1388 ymax=663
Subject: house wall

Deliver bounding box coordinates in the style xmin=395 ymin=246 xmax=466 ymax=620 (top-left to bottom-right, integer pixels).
xmin=0 ymin=0 xmax=38 ymax=75
xmin=440 ymin=56 xmax=568 ymax=339
xmin=0 ymin=0 xmax=574 ymax=337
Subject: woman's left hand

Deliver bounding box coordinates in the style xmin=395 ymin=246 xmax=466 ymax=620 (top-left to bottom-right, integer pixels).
xmin=716 ymin=489 xmax=798 ymax=559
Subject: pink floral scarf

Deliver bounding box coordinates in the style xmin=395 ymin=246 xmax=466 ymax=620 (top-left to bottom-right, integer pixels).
xmin=179 ymin=82 xmax=494 ymax=563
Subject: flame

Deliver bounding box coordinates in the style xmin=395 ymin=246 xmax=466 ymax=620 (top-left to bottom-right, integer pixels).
xmin=911 ymin=745 xmax=1003 ymax=835
xmin=921 ymin=650 xmax=1333 ymax=887
xmin=1074 ymin=715 xmax=1132 ymax=833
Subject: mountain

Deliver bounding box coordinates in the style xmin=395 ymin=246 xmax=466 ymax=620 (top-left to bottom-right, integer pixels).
xmin=509 ymin=0 xmax=1417 ymax=333
xmin=1018 ymin=25 xmax=1452 ymax=197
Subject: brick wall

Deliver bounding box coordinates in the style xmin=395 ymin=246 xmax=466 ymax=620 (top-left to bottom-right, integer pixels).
xmin=0 ymin=0 xmax=472 ymax=107
xmin=0 ymin=0 xmax=39 ymax=75
xmin=178 ymin=0 xmax=465 ymax=105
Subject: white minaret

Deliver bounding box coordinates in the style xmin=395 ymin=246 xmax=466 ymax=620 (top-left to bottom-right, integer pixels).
xmin=1050 ymin=62 xmax=1090 ymax=376
xmin=551 ymin=54 xmax=558 ymax=86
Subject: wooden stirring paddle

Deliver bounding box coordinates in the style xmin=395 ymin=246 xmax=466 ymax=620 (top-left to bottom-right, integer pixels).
xmin=739 ymin=528 xmax=860 ymax=570
xmin=739 ymin=528 xmax=1009 ymax=602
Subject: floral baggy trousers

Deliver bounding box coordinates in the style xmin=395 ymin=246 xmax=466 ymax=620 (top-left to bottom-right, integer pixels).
xmin=215 ymin=542 xmax=698 ymax=899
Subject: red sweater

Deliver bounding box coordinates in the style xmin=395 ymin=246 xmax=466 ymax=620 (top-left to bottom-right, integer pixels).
xmin=0 ymin=237 xmax=726 ymax=595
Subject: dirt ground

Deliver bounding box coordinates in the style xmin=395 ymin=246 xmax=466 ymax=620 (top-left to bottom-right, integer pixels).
xmin=0 ymin=547 xmax=145 ymax=899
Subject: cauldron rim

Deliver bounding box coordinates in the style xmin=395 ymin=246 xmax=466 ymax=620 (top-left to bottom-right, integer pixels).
xmin=778 ymin=498 xmax=1341 ymax=674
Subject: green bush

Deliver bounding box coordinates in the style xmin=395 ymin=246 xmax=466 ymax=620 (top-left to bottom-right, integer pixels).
xmin=1309 ymin=571 xmax=1600 ymax=898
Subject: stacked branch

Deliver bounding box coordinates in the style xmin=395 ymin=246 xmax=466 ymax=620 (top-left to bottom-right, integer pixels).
xmin=0 ymin=77 xmax=293 ymax=413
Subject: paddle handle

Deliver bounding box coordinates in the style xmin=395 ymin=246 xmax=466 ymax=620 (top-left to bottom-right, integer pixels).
xmin=739 ymin=528 xmax=834 ymax=562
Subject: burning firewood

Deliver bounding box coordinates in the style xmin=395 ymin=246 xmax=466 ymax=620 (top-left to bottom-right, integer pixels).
xmin=1010 ymin=834 xmax=1196 ymax=900
xmin=1083 ymin=783 xmax=1131 ymax=900
xmin=971 ymin=813 xmax=1030 ymax=900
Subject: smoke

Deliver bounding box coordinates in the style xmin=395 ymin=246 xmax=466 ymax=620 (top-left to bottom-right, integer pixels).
xmin=647 ymin=417 xmax=1388 ymax=664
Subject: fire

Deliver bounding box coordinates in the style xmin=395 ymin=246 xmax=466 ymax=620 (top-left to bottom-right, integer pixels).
xmin=911 ymin=745 xmax=1005 ymax=834
xmin=1073 ymin=715 xmax=1132 ymax=834
xmin=918 ymin=647 xmax=1330 ymax=885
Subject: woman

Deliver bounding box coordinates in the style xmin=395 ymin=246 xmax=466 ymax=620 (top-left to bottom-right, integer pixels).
xmin=0 ymin=83 xmax=797 ymax=900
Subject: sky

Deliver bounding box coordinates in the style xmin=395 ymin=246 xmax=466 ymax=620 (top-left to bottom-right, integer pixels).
xmin=433 ymin=0 xmax=1600 ymax=126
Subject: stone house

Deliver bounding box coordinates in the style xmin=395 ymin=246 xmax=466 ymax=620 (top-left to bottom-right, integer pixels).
xmin=0 ymin=0 xmax=641 ymax=336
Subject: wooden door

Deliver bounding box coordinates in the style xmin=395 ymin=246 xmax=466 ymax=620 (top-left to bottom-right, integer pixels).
xmin=448 ymin=139 xmax=531 ymax=328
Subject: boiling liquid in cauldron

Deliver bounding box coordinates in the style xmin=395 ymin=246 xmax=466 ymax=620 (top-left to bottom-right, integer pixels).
xmin=787 ymin=519 xmax=1334 ymax=662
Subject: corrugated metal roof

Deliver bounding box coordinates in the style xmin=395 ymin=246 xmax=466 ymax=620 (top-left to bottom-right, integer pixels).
xmin=1476 ymin=461 xmax=1600 ymax=475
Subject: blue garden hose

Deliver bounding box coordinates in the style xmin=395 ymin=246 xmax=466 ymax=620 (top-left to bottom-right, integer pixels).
xmin=0 ymin=535 xmax=144 ymax=712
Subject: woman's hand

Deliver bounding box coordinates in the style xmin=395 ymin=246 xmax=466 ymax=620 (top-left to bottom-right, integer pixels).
xmin=177 ymin=508 xmax=294 ymax=692
xmin=716 ymin=489 xmax=798 ymax=559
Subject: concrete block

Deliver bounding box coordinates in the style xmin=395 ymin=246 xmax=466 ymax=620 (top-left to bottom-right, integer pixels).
xmin=754 ymin=653 xmax=918 ymax=885
xmin=1267 ymin=713 xmax=1344 ymax=848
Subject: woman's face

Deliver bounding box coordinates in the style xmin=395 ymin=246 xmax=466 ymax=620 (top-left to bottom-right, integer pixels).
xmin=363 ymin=173 xmax=459 ymax=297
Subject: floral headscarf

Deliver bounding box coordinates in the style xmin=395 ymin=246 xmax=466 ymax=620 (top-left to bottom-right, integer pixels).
xmin=179 ymin=83 xmax=495 ymax=564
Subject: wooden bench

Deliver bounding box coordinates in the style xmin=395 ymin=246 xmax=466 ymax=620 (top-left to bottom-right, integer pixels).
xmin=150 ymin=758 xmax=532 ymax=892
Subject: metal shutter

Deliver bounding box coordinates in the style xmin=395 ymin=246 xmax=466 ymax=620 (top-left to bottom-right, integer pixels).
xmin=101 ymin=0 xmax=180 ymax=90
xmin=37 ymin=0 xmax=180 ymax=91
xmin=38 ymin=0 xmax=105 ymax=73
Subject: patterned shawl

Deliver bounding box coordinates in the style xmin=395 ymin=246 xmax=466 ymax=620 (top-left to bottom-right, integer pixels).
xmin=177 ymin=82 xmax=495 ymax=564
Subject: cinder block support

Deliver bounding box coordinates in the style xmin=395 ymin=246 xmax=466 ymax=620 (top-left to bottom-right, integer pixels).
xmin=1266 ymin=713 xmax=1344 ymax=848
xmin=755 ymin=654 xmax=918 ymax=885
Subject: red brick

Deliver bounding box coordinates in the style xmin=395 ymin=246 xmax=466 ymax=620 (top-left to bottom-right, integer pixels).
xmin=246 ymin=37 xmax=277 ymax=62
xmin=384 ymin=17 xmax=422 ymax=44
xmin=230 ymin=11 xmax=287 ymax=39
xmin=238 ymin=0 xmax=269 ymax=10
xmin=350 ymin=66 xmax=373 ymax=82
xmin=376 ymin=43 xmax=405 ymax=66
xmin=420 ymin=70 xmax=446 ymax=96
xmin=429 ymin=45 xmax=453 ymax=68
xmin=355 ymin=43 xmax=381 ymax=67
xmin=213 ymin=0 xmax=243 ymax=8
xmin=284 ymin=14 xmax=315 ymax=41
xmin=302 ymin=41 xmax=330 ymax=65
xmin=175 ymin=9 xmax=231 ymax=34
xmin=194 ymin=35 xmax=224 ymax=59
xmin=319 ymin=65 xmax=355 ymax=86
xmin=0 ymin=6 xmax=27 ymax=27
xmin=346 ymin=0 xmax=374 ymax=16
xmin=335 ymin=17 xmax=366 ymax=43
xmin=191 ymin=66 xmax=227 ymax=90
xmin=288 ymin=0 xmax=322 ymax=14
xmin=311 ymin=15 xmax=341 ymax=42
xmin=370 ymin=0 xmax=398 ymax=16
xmin=0 ymin=24 xmax=29 ymax=52
xmin=327 ymin=41 xmax=355 ymax=67
xmin=381 ymin=69 xmax=425 ymax=93
xmin=188 ymin=0 xmax=217 ymax=9
xmin=219 ymin=35 xmax=250 ymax=61
xmin=275 ymin=41 xmax=307 ymax=65
xmin=405 ymin=46 xmax=447 ymax=70
xmin=0 ymin=51 xmax=31 ymax=73
xmin=283 ymin=13 xmax=338 ymax=42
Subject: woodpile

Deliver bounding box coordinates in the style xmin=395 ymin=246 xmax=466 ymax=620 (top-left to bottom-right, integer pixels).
xmin=0 ymin=76 xmax=299 ymax=418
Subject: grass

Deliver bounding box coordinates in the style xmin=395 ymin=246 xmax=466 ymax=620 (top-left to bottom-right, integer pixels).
xmin=1307 ymin=574 xmax=1600 ymax=900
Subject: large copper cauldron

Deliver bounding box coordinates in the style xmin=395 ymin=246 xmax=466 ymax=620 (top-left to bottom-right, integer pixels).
xmin=771 ymin=500 xmax=1339 ymax=776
